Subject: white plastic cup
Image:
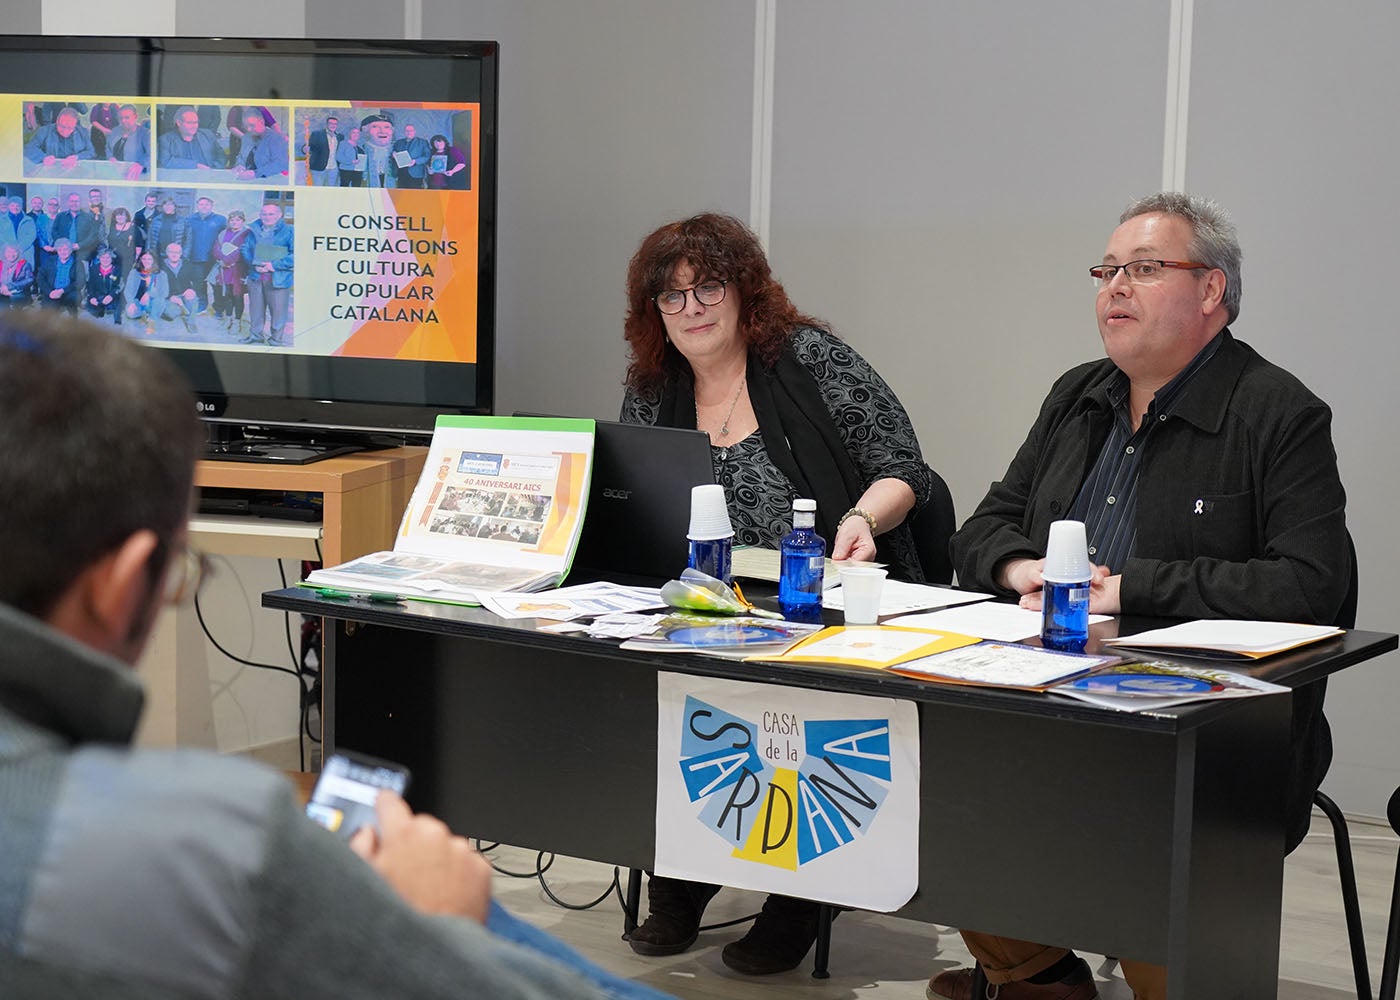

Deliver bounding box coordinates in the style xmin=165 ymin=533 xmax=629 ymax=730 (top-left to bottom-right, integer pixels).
xmin=1041 ymin=520 xmax=1091 ymax=652
xmin=1042 ymin=519 xmax=1091 ymax=584
xmin=687 ymin=484 xmax=734 ymax=541
xmin=840 ymin=565 xmax=887 ymax=626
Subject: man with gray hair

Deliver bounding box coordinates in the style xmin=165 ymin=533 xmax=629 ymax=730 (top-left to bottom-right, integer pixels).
xmin=156 ymin=104 xmax=225 ymax=170
xmin=24 ymin=105 xmax=96 ymax=165
xmin=933 ymin=193 xmax=1351 ymax=1000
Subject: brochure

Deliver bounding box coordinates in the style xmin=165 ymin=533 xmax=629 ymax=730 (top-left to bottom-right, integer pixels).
xmin=1103 ymin=620 xmax=1344 ymax=660
xmin=1049 ymin=660 xmax=1289 ymax=712
xmin=619 ymin=613 xmax=823 ymax=660
xmin=759 ymin=625 xmax=981 ymax=670
xmin=304 ymin=415 xmax=595 ymax=605
xmin=889 ymin=642 xmax=1119 ymax=691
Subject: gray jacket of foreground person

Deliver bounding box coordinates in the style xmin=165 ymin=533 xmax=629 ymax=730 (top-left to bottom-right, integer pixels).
xmin=0 ymin=600 xmax=613 ymax=999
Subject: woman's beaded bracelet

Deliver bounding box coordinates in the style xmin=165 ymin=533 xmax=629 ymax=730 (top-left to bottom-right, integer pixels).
xmin=837 ymin=506 xmax=877 ymax=534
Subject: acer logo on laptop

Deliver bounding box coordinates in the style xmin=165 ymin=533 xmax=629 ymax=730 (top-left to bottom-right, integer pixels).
xmin=602 ymin=487 xmax=632 ymax=501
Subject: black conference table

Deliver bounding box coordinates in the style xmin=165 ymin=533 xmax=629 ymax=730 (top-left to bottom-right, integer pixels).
xmin=263 ymin=585 xmax=1396 ymax=999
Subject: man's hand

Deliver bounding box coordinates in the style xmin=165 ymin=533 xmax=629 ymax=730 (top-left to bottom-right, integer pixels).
xmin=348 ymin=792 xmax=491 ymax=923
xmin=997 ymin=557 xmax=1045 ymax=596
xmin=1016 ymin=565 xmax=1120 ymax=615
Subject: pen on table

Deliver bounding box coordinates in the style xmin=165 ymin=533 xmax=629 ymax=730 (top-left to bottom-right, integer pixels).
xmin=314 ymin=588 xmax=407 ymax=604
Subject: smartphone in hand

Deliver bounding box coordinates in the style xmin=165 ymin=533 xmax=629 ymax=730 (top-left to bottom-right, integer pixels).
xmin=306 ymin=750 xmax=411 ymax=840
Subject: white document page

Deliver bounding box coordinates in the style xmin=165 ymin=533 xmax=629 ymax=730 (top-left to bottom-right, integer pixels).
xmin=889 ymin=602 xmax=1111 ymax=642
xmin=1104 ymin=620 xmax=1343 ymax=656
xmin=823 ymin=579 xmax=992 ymax=615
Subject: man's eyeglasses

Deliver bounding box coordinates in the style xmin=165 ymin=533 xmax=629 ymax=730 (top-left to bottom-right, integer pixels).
xmin=163 ymin=545 xmax=213 ymax=606
xmin=1089 ymin=259 xmax=1209 ymax=287
xmin=654 ymin=280 xmax=728 ymax=315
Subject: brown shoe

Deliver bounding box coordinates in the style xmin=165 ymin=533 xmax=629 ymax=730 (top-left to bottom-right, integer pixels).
xmin=927 ymin=959 xmax=1098 ymax=1000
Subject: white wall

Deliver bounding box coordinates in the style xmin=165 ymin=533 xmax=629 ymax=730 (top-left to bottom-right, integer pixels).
xmin=36 ymin=0 xmax=1400 ymax=817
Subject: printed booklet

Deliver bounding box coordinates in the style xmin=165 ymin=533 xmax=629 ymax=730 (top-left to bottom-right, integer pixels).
xmin=304 ymin=415 xmax=595 ymax=605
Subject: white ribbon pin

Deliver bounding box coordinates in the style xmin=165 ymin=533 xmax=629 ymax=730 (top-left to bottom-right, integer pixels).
xmin=1193 ymin=499 xmax=1205 ymax=515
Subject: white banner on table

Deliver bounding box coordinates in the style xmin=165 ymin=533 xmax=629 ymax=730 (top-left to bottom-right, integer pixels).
xmin=655 ymin=672 xmax=919 ymax=912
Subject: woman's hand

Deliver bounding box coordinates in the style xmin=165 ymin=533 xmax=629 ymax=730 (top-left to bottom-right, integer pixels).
xmin=832 ymin=514 xmax=877 ymax=562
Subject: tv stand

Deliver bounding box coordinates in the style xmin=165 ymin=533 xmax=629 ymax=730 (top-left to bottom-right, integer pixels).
xmin=136 ymin=447 xmax=428 ymax=749
xmin=203 ymin=424 xmax=365 ymax=465
xmin=204 ymin=438 xmax=363 ymax=465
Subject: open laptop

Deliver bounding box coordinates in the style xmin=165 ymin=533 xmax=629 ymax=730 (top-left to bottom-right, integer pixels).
xmin=572 ymin=420 xmax=714 ymax=581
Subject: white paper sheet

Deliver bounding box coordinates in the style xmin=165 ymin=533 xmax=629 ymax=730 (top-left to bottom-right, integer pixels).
xmin=889 ymin=602 xmax=1111 ymax=642
xmin=822 ymin=579 xmax=992 ymax=615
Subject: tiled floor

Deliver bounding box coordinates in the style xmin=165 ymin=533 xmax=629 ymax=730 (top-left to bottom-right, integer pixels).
xmin=488 ymin=812 xmax=1398 ymax=999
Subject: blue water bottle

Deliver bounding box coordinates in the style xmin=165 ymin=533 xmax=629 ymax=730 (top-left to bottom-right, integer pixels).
xmin=1040 ymin=520 xmax=1091 ymax=652
xmin=686 ymin=484 xmax=734 ymax=585
xmin=779 ymin=498 xmax=825 ymax=622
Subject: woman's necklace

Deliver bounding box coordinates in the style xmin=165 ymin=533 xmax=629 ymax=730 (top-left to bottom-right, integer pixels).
xmin=698 ymin=376 xmax=746 ymax=440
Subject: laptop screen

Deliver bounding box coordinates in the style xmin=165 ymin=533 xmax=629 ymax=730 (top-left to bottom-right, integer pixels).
xmin=572 ymin=420 xmax=714 ymax=581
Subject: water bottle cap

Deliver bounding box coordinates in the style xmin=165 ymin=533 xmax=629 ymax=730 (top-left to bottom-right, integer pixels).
xmin=793 ymin=498 xmax=816 ymax=513
xmin=687 ymin=483 xmax=734 ymax=540
xmin=1042 ymin=519 xmax=1092 ymax=583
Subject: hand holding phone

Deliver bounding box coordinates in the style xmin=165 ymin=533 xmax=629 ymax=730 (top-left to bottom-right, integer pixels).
xmin=305 ymin=750 xmax=411 ymax=841
xmin=349 ymin=792 xmax=493 ymax=923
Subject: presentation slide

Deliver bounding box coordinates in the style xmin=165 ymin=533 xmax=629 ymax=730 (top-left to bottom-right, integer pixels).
xmin=0 ymin=95 xmax=480 ymax=363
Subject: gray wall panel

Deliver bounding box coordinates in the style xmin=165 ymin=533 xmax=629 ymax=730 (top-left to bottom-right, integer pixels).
xmin=176 ymin=0 xmax=306 ymax=36
xmin=767 ymin=0 xmax=1168 ymax=525
xmin=7 ymin=0 xmax=42 ymax=33
xmin=306 ymin=0 xmax=401 ymax=38
xmin=1188 ymin=0 xmax=1400 ymax=816
xmin=424 ymin=0 xmax=756 ymax=421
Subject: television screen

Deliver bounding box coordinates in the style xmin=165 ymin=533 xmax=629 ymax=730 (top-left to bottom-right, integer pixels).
xmin=0 ymin=36 xmax=497 ymax=448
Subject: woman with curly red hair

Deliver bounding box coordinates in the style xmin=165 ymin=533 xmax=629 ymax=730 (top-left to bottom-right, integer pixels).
xmin=620 ymin=212 xmax=933 ymax=974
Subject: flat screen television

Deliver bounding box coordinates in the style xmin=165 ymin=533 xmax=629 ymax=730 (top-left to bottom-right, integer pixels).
xmin=0 ymin=35 xmax=497 ymax=461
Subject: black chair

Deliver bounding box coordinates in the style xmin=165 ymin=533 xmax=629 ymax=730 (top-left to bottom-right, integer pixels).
xmin=1379 ymin=785 xmax=1400 ymax=1000
xmin=1313 ymin=532 xmax=1370 ymax=1000
xmin=908 ymin=466 xmax=956 ymax=585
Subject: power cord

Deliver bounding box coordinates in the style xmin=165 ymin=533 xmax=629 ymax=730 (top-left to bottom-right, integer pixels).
xmin=472 ymin=841 xmax=759 ymax=930
xmin=194 ymin=587 xmax=308 ymax=770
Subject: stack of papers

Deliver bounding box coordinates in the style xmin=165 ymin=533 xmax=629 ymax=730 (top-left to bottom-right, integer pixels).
xmin=730 ymin=546 xmax=852 ymax=590
xmin=1104 ymin=620 xmax=1344 ymax=660
xmin=479 ymin=582 xmax=662 ymax=621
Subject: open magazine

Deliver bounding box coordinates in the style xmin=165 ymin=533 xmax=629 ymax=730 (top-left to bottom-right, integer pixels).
xmin=1049 ymin=660 xmax=1288 ymax=712
xmin=304 ymin=415 xmax=595 ymax=605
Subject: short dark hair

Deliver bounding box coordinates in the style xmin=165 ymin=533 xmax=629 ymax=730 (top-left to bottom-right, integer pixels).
xmin=0 ymin=310 xmax=201 ymax=617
